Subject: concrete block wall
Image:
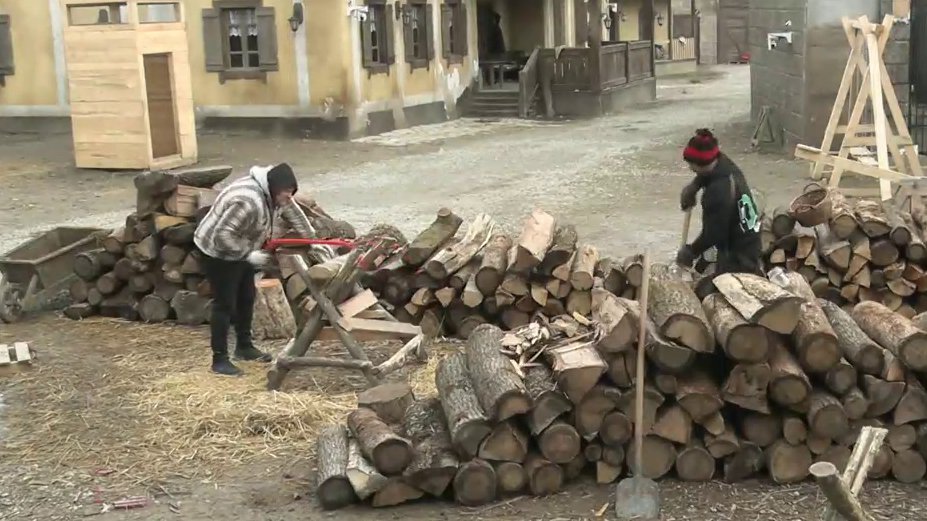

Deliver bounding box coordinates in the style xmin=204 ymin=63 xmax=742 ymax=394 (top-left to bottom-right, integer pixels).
xmin=880 ymin=0 xmax=911 ymax=116
xmin=696 ymin=0 xmax=718 ymax=64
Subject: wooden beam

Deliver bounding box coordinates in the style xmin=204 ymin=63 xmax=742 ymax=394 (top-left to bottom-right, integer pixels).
xmin=338 ymin=289 xmax=379 ymax=319
xmin=795 ymin=145 xmax=911 ymax=186
xmin=337 ymin=317 xmax=422 ymax=340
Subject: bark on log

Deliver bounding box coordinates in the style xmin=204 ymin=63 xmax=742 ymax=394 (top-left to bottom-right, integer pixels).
xmin=358 ymin=383 xmax=414 ymax=425
xmin=703 ymin=293 xmax=771 ymax=363
xmin=591 ymin=289 xmax=637 ymax=353
xmin=675 ymin=441 xmax=715 ymax=482
xmin=538 ymin=225 xmax=578 ymax=276
xmin=902 ymin=211 xmax=927 ymax=261
xmin=856 ymin=199 xmax=892 ymax=237
xmin=809 ymin=461 xmax=874 ymax=521
xmin=870 ymin=239 xmax=900 ymax=267
xmin=452 ymin=458 xmax=497 ymax=506
xmin=509 ymin=209 xmax=556 ymax=272
xmin=819 ymin=299 xmax=885 ymax=375
xmin=435 ymin=352 xmax=492 ymax=457
xmin=648 ymin=263 xmax=714 ymax=352
xmin=622 ymin=255 xmax=644 ymax=287
xmin=538 ymin=421 xmax=581 ymax=464
xmin=712 ymin=272 xmax=803 ymax=334
xmin=722 ymin=362 xmax=772 ymax=414
xmin=403 ymin=208 xmax=463 ymax=267
xmin=825 ymin=358 xmax=858 ymax=396
xmin=424 ymin=213 xmax=495 ymax=279
xmin=523 ymin=453 xmax=563 ymax=496
xmin=705 ymin=424 xmax=740 ymax=459
xmin=816 ymin=224 xmax=852 ymax=270
xmin=138 ymin=294 xmax=171 ymax=323
xmin=783 ymin=273 xmax=840 ymax=373
xmin=400 ymin=398 xmax=458 ymax=497
xmin=316 ymin=424 xmax=357 ymax=510
xmin=74 ymin=250 xmax=109 ymax=281
xmin=346 ymin=438 xmax=387 ymax=501
xmin=808 ymin=391 xmax=850 ymax=439
xmin=627 ymin=435 xmax=676 ymax=479
xmin=524 ymin=365 xmax=573 ymax=435
xmin=842 ymin=387 xmax=869 ymax=420
xmin=475 ymin=234 xmax=512 ymax=295
xmin=546 ymin=341 xmax=608 ymax=403
xmin=252 ymin=278 xmax=297 ymax=341
xmin=765 ymin=440 xmax=812 ymax=484
xmin=768 ymin=337 xmax=813 ymax=406
xmin=852 ymin=301 xmax=927 ymax=371
xmin=651 ymin=404 xmax=692 ymax=445
xmin=347 ymin=407 xmax=412 ymax=475
xmin=465 ymin=324 xmax=532 ymax=421
xmin=569 ymin=244 xmax=598 ymax=291
xmin=574 ymin=384 xmax=620 ymax=437
xmin=478 ymin=421 xmax=529 ymax=463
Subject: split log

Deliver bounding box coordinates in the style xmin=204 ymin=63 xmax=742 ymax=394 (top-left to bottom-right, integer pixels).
xmin=675 ymin=369 xmax=723 ymax=421
xmin=695 ymin=410 xmax=726 ymax=436
xmin=765 ymin=440 xmax=812 ymax=484
xmin=478 ymin=421 xmax=529 ymax=463
xmin=475 ymin=234 xmax=512 ymax=295
xmin=783 ymin=416 xmax=808 ymax=445
xmin=591 ymin=289 xmax=637 ymax=353
xmin=651 ymin=404 xmax=692 ymax=445
xmin=138 ymin=294 xmax=171 ymax=323
xmin=435 ymin=352 xmax=491 ymax=457
xmin=128 ymin=273 xmax=155 ymax=294
xmin=601 ymin=444 xmax=625 ymax=467
xmin=842 ymin=387 xmax=869 ymax=420
xmin=358 ymin=383 xmax=413 ymax=425
xmin=675 ymin=441 xmax=715 ymax=482
xmin=809 ymin=461 xmax=873 ymax=521
xmin=500 ymin=273 xmax=529 ymax=296
xmin=816 ymin=224 xmax=852 ymax=270
xmin=524 ymin=365 xmax=573 ymax=435
xmin=783 ymin=273 xmax=840 ymax=373
xmin=163 ymin=223 xmax=196 ymax=246
xmin=622 ymin=255 xmax=644 ymax=287
xmin=102 ymin=228 xmax=126 ymax=254
xmin=815 ymin=446 xmax=852 ymax=473
xmin=546 ymin=341 xmax=607 ymax=403
xmin=159 ymin=244 xmax=187 ymax=266
xmin=574 ymin=384 xmax=620 ymax=437
xmin=252 ymin=279 xmax=297 ymax=341
xmin=465 ymin=324 xmax=532 ymax=421
xmin=617 ymin=384 xmax=665 ymax=434
xmin=315 ymin=425 xmax=357 ymax=510
xmin=153 ymin=214 xmax=188 ymax=234
xmin=892 ymin=449 xmax=927 ymax=483
xmin=585 ymin=442 xmax=603 ymax=462
xmin=371 ymin=478 xmax=423 ymax=508
xmin=830 ymin=192 xmax=859 ymax=236
xmin=463 ymin=276 xmax=483 ymax=308
xmin=870 ymin=239 xmax=900 ymax=267
xmin=862 ymin=375 xmax=906 ymax=417
xmin=647 ymin=263 xmax=714 ymax=352
xmin=424 ymin=213 xmax=495 ymax=279
xmin=346 ymin=439 xmax=387 ymax=501
xmin=402 ymin=208 xmax=463 ymax=266
xmin=819 ymin=299 xmax=885 ymax=375
xmin=400 ymin=398 xmax=458 ymax=497
xmin=552 ymin=253 xmax=575 ymax=282
xmin=96 ymin=272 xmax=124 ymax=296
xmin=600 ymin=410 xmax=633 ymax=446
xmin=627 ymin=435 xmax=676 ymax=479
xmin=741 ymin=413 xmax=782 ymax=448
xmin=724 ymin=442 xmax=765 ymax=482
xmin=852 ymin=301 xmax=927 ymax=371
xmin=702 ymin=293 xmax=771 ymax=363
xmin=509 ymin=209 xmax=556 ymax=272
xmin=569 ymin=244 xmax=598 ymax=291
xmin=538 ymin=421 xmax=581 ymax=464
xmin=566 ymin=290 xmax=591 ymax=316
xmin=855 ymin=199 xmax=891 ymax=237
xmin=494 ymin=461 xmax=526 ymax=494
xmin=768 ymin=336 xmax=812 ymax=407
xmin=523 ymin=453 xmax=563 ymax=496
xmin=452 ymin=459 xmax=496 ymax=506
xmin=825 ymin=358 xmax=858 ymax=396
xmin=538 ymin=225 xmax=578 ymax=275
xmin=888 ymin=424 xmax=917 ymax=451
xmin=346 ymin=407 xmax=412 ymax=475
xmin=893 ymin=375 xmax=927 ymax=426
xmin=722 ymin=362 xmax=772 ymax=413
xmin=902 ymin=212 xmax=927 ymax=261
xmin=712 ymin=272 xmax=803 ymax=334
xmin=772 ymin=206 xmax=796 ymax=237
xmin=808 ymin=391 xmax=850 ymax=439
xmin=595 ymin=257 xmax=628 ymax=295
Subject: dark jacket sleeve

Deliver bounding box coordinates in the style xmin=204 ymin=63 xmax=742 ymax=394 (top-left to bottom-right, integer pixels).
xmin=690 ymin=176 xmax=733 ymax=257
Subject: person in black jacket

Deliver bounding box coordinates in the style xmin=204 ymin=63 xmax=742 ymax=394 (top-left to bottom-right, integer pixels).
xmin=676 ymin=129 xmax=762 ymax=276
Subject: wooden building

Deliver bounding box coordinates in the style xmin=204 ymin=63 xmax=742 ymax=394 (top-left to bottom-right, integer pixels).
xmin=61 ymin=0 xmax=196 ymax=169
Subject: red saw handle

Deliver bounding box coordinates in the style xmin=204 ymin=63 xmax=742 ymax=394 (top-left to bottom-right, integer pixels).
xmin=263 ymin=238 xmax=356 ymax=251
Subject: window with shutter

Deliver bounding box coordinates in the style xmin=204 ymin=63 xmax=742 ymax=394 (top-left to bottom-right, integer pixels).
xmin=404 ymin=2 xmax=430 ymax=69
xmin=442 ymin=1 xmax=466 ymax=63
xmin=0 ymin=14 xmax=13 ymax=87
xmin=361 ymin=0 xmax=391 ymax=74
xmin=204 ymin=0 xmax=277 ymax=82
xmin=440 ymin=4 xmax=451 ymax=58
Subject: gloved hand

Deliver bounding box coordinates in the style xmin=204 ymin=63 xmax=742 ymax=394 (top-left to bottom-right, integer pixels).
xmin=676 ymin=245 xmax=696 ymax=267
xmin=247 ymin=250 xmax=272 ymax=269
xmin=680 ymin=182 xmax=699 ymax=211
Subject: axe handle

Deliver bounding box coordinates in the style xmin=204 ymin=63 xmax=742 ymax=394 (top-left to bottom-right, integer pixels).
xmin=680 ymin=209 xmax=693 ymax=249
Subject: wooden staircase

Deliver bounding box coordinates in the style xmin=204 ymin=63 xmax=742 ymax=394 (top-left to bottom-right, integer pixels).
xmin=463 ymin=90 xmax=522 ymax=118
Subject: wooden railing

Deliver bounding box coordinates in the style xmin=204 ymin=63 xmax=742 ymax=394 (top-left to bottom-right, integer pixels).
xmin=518 ymin=48 xmax=540 ymax=119
xmin=627 ymin=40 xmax=653 ymax=81
xmin=599 ymin=42 xmax=629 ymax=89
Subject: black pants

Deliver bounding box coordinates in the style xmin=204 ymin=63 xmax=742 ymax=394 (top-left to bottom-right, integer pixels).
xmin=695 ymin=236 xmax=763 ymax=300
xmin=202 ymin=255 xmax=256 ymax=358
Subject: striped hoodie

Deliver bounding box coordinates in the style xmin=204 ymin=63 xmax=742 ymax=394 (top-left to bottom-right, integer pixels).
xmin=194 ymin=166 xmax=274 ymax=261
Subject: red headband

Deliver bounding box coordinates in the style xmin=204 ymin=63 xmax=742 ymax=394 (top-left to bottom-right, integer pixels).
xmin=683 ymin=145 xmax=720 ymax=163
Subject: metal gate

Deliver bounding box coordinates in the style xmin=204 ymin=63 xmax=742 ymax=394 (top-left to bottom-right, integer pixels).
xmin=911 ymin=0 xmax=927 ymax=154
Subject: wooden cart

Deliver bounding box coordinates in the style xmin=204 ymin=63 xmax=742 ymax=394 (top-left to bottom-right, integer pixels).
xmin=60 ymin=0 xmax=197 ymax=170
xmin=0 ymin=227 xmax=105 ymax=323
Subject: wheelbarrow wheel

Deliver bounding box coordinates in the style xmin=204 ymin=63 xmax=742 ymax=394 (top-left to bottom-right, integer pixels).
xmin=0 ymin=280 xmax=24 ymax=323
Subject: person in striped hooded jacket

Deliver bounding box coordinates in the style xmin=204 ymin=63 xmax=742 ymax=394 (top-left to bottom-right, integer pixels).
xmin=194 ymin=163 xmax=298 ymax=376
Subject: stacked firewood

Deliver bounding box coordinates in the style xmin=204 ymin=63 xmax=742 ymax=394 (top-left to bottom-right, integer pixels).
xmin=763 ymin=191 xmax=927 ymax=317
xmin=312 ymin=204 xmax=927 ymax=510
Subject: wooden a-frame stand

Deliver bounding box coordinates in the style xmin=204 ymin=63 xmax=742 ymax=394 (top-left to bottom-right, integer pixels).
xmin=795 ymin=15 xmax=924 ymax=203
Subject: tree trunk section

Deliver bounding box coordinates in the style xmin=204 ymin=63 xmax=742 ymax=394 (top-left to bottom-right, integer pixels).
xmin=892 ymin=449 xmax=927 ymax=483
xmin=705 ymin=424 xmax=740 ymax=459
xmin=347 ymin=407 xmax=412 ymax=476
xmin=782 ymin=273 xmax=840 ymax=373
xmin=524 ymin=365 xmax=572 ymax=435
xmin=676 ymin=368 xmax=723 ymax=421
xmin=538 ymin=225 xmax=578 ymax=275
xmin=358 ymin=383 xmax=413 ymax=425
xmin=595 ymin=257 xmax=627 ymax=295
xmin=712 ymin=272 xmax=803 ymax=334
xmin=855 ymin=199 xmax=892 ymax=237
xmin=400 ymin=398 xmax=459 ymax=497
xmin=741 ymin=413 xmax=782 ymax=448
xmin=538 ymin=420 xmax=581 ymax=464
xmin=435 ymin=352 xmax=492 ymax=457
xmin=591 ymin=289 xmax=637 ymax=353
xmin=523 ymin=453 xmax=563 ymax=496
xmin=782 ymin=416 xmax=808 ymax=445
xmin=703 ymin=293 xmax=771 ymax=363
xmin=893 ymin=375 xmax=927 ymax=426
xmin=251 ymin=278 xmax=297 ymax=341
xmin=825 ymin=358 xmax=858 ymax=395
xmin=722 ymin=362 xmax=772 ymax=414
xmin=138 ymin=294 xmax=171 ymax=323
xmin=651 ymin=404 xmax=692 ymax=445
xmin=478 ymin=421 xmax=529 ymax=463
xmin=424 ymin=213 xmax=495 ymax=279
xmin=627 ymin=435 xmax=676 ymax=479
xmin=852 ymin=301 xmax=927 ymax=371
xmin=675 ymin=441 xmax=715 ymax=481
xmin=465 ymin=324 xmax=531 ymax=421
xmin=574 ymin=384 xmax=620 ymax=437
xmin=768 ymin=335 xmax=813 ymax=406
xmin=807 ymin=391 xmax=850 ymax=439
xmin=842 ymin=387 xmax=870 ymax=420
xmin=475 ymin=234 xmax=512 ymax=295
xmin=494 ymin=461 xmax=526 ymax=494
xmin=546 ymin=341 xmax=608 ymax=403
xmin=569 ymin=244 xmax=598 ymax=291
xmin=315 ymin=424 xmax=357 ymax=510
xmin=724 ymin=442 xmax=765 ymax=482
xmin=403 ymin=208 xmax=463 ymax=267
xmin=765 ymin=440 xmax=813 ymax=484
xmin=346 ymin=438 xmax=388 ymax=500
xmin=648 ymin=264 xmax=714 ymax=352
xmin=600 ymin=410 xmax=633 ymax=446
xmin=510 ymin=209 xmax=556 ymax=272
xmin=816 ymin=224 xmax=852 ymax=270
xmin=819 ymin=299 xmax=885 ymax=375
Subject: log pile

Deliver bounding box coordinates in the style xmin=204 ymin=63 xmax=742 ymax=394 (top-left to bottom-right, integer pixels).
xmin=63 ymin=167 xmax=355 ymax=339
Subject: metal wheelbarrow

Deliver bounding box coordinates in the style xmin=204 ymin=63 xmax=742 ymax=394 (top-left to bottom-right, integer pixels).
xmin=0 ymin=227 xmax=106 ymax=323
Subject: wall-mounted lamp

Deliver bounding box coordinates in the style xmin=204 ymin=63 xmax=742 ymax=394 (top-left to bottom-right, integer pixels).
xmin=656 ymin=13 xmax=664 ymax=26
xmin=288 ymin=2 xmax=304 ymax=32
xmin=603 ymin=13 xmax=612 ymax=28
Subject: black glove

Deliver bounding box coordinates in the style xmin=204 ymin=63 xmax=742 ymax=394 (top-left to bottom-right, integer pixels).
xmin=676 ymin=245 xmax=696 ymax=267
xmin=680 ymin=182 xmax=699 ymax=211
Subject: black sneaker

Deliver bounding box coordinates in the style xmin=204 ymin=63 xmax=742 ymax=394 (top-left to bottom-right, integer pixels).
xmin=212 ymin=357 xmax=243 ymax=376
xmin=234 ymin=346 xmax=273 ymax=363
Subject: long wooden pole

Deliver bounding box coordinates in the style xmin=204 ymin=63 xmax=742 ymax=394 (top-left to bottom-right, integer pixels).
xmin=634 ymin=250 xmax=651 ymax=476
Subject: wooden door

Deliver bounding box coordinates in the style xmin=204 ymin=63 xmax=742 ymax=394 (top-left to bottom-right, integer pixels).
xmin=553 ymin=0 xmax=565 ymax=45
xmin=718 ymin=0 xmax=748 ymax=63
xmin=574 ymin=0 xmax=588 ymax=45
xmin=143 ymin=53 xmax=179 ymax=159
